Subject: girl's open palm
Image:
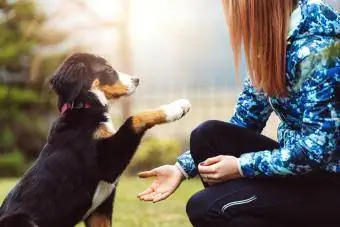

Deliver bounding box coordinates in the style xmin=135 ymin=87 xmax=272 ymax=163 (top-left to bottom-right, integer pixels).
xmin=137 ymin=165 xmax=185 ymax=203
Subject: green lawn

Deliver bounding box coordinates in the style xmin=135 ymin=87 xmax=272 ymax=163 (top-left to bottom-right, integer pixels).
xmin=0 ymin=176 xmax=202 ymax=227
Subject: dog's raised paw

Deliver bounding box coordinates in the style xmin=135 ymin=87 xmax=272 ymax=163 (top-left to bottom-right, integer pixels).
xmin=160 ymin=99 xmax=191 ymax=122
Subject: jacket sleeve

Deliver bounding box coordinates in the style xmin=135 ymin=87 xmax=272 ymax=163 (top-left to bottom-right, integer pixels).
xmin=239 ymin=68 xmax=339 ymax=177
xmin=175 ymin=150 xmax=196 ymax=179
xmin=229 ymin=77 xmax=273 ymax=132
xmin=176 ymin=77 xmax=273 ymax=178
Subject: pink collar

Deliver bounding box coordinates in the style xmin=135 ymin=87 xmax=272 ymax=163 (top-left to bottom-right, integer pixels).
xmin=60 ymin=103 xmax=91 ymax=115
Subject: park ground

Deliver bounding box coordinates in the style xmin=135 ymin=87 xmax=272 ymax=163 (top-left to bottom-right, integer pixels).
xmin=0 ymin=176 xmax=202 ymax=227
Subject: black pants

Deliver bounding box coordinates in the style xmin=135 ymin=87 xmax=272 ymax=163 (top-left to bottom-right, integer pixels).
xmin=186 ymin=120 xmax=340 ymax=227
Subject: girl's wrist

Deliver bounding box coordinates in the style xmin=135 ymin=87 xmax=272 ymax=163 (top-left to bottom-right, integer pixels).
xmin=174 ymin=162 xmax=188 ymax=180
xmin=236 ymin=158 xmax=244 ymax=177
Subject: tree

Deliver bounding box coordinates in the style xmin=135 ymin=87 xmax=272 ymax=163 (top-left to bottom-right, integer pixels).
xmin=0 ymin=0 xmax=44 ymax=73
xmin=0 ymin=0 xmax=66 ymax=162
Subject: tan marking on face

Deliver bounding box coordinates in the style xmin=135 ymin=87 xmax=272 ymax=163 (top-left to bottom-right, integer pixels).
xmin=93 ymin=124 xmax=114 ymax=140
xmin=91 ymin=79 xmax=129 ymax=100
xmin=101 ymin=83 xmax=128 ymax=99
xmin=132 ymin=109 xmax=167 ymax=133
xmin=86 ymin=213 xmax=111 ymax=227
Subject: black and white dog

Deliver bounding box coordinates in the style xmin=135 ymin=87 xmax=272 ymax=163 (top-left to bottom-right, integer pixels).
xmin=0 ymin=53 xmax=190 ymax=227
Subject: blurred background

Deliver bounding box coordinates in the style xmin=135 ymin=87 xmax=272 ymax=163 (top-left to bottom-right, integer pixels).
xmin=0 ymin=0 xmax=339 ymax=177
xmin=0 ymin=1 xmax=338 ymax=226
xmin=0 ymin=0 xmax=243 ymax=176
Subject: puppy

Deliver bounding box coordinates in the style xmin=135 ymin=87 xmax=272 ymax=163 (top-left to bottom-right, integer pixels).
xmin=0 ymin=53 xmax=190 ymax=227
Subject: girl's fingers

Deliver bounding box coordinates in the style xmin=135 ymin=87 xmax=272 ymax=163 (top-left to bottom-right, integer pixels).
xmin=201 ymin=156 xmax=223 ymax=166
xmin=198 ymin=164 xmax=217 ymax=174
xmin=201 ymin=174 xmax=222 ymax=183
xmin=153 ymin=192 xmax=171 ymax=203
xmin=138 ymin=169 xmax=157 ymax=178
xmin=139 ymin=191 xmax=158 ymax=201
xmin=137 ymin=187 xmax=154 ymax=198
xmin=200 ymin=173 xmax=219 ymax=180
xmin=204 ymin=178 xmax=221 ymax=184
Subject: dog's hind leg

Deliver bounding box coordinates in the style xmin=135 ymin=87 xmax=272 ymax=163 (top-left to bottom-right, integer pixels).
xmin=85 ymin=189 xmax=115 ymax=227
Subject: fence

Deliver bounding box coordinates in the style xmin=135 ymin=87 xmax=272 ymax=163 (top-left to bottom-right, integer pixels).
xmin=111 ymin=89 xmax=280 ymax=143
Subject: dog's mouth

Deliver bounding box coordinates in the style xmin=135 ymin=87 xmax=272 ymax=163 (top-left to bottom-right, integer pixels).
xmin=117 ymin=72 xmax=139 ymax=96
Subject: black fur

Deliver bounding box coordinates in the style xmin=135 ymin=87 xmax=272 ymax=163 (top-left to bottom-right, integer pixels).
xmin=0 ymin=53 xmax=145 ymax=227
xmin=0 ymin=213 xmax=33 ymax=227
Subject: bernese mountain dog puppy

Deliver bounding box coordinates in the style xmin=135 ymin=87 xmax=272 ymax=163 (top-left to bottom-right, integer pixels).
xmin=0 ymin=53 xmax=190 ymax=227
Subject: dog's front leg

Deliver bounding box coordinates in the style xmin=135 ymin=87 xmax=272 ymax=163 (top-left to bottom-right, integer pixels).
xmin=96 ymin=99 xmax=190 ymax=183
xmin=91 ymin=99 xmax=190 ymax=226
xmin=131 ymin=99 xmax=191 ymax=133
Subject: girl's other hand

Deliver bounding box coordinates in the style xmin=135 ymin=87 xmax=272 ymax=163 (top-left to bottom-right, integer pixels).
xmin=198 ymin=155 xmax=242 ymax=185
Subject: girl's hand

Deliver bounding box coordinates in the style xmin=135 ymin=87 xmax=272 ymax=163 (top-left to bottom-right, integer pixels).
xmin=137 ymin=165 xmax=185 ymax=203
xmin=198 ymin=155 xmax=242 ymax=185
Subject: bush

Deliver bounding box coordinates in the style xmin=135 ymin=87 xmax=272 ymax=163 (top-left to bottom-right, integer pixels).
xmin=0 ymin=151 xmax=29 ymax=177
xmin=127 ymin=137 xmax=184 ymax=175
xmin=0 ymin=137 xmax=187 ymax=177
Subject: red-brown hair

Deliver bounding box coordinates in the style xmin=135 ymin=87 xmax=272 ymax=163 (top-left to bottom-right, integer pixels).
xmin=223 ymin=0 xmax=297 ymax=97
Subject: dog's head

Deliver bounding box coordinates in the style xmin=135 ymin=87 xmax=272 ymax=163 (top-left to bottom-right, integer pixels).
xmin=49 ymin=53 xmax=139 ymax=110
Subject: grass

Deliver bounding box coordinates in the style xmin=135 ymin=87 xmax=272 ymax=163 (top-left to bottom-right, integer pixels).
xmin=0 ymin=176 xmax=203 ymax=227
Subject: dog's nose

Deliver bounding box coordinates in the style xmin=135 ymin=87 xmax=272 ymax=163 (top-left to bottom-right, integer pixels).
xmin=132 ymin=78 xmax=140 ymax=87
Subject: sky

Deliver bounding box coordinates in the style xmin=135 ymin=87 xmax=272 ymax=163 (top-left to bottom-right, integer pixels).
xmin=35 ymin=0 xmax=245 ymax=94
xmin=35 ymin=0 xmax=340 ymax=93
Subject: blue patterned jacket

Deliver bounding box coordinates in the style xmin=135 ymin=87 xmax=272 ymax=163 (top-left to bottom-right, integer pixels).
xmin=177 ymin=0 xmax=340 ymax=178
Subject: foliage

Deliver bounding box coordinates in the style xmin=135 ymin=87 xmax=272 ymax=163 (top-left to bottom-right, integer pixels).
xmin=30 ymin=53 xmax=67 ymax=88
xmin=0 ymin=151 xmax=29 ymax=177
xmin=0 ymin=177 xmax=203 ymax=227
xmin=0 ymin=0 xmax=44 ymax=69
xmin=0 ymin=133 xmax=187 ymax=177
xmin=127 ymin=137 xmax=184 ymax=175
xmin=0 ymin=84 xmax=39 ymax=102
xmin=0 ymin=84 xmax=49 ymax=158
xmin=0 ymin=0 xmax=67 ymax=160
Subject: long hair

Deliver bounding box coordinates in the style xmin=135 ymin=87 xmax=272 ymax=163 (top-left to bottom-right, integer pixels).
xmin=223 ymin=0 xmax=297 ymax=97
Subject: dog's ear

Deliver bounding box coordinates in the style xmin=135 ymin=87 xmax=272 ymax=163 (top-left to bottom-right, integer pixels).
xmin=49 ymin=60 xmax=87 ymax=106
xmin=90 ymin=61 xmax=106 ymax=74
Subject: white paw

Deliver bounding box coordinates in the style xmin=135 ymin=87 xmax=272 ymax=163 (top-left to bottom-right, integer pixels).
xmin=160 ymin=99 xmax=191 ymax=122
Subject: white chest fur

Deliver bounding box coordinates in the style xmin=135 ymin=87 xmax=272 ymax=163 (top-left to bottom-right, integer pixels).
xmin=83 ymin=179 xmax=118 ymax=219
xmin=83 ymin=89 xmax=119 ymax=219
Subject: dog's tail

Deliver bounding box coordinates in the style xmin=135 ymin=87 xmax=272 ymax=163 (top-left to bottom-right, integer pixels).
xmin=0 ymin=213 xmax=36 ymax=227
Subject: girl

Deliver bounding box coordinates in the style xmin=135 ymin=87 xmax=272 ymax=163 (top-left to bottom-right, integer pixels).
xmin=138 ymin=0 xmax=339 ymax=226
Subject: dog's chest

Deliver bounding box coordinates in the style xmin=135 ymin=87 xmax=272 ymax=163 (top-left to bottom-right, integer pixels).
xmin=83 ymin=179 xmax=118 ymax=219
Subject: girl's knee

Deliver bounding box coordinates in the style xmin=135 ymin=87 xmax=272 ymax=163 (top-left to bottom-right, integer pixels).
xmin=191 ymin=120 xmax=220 ymax=141
xmin=190 ymin=120 xmax=235 ymax=158
xmin=186 ymin=191 xmax=208 ymax=224
xmin=190 ymin=120 xmax=235 ymax=144
xmin=190 ymin=120 xmax=220 ymax=161
xmin=190 ymin=120 xmax=224 ymax=150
